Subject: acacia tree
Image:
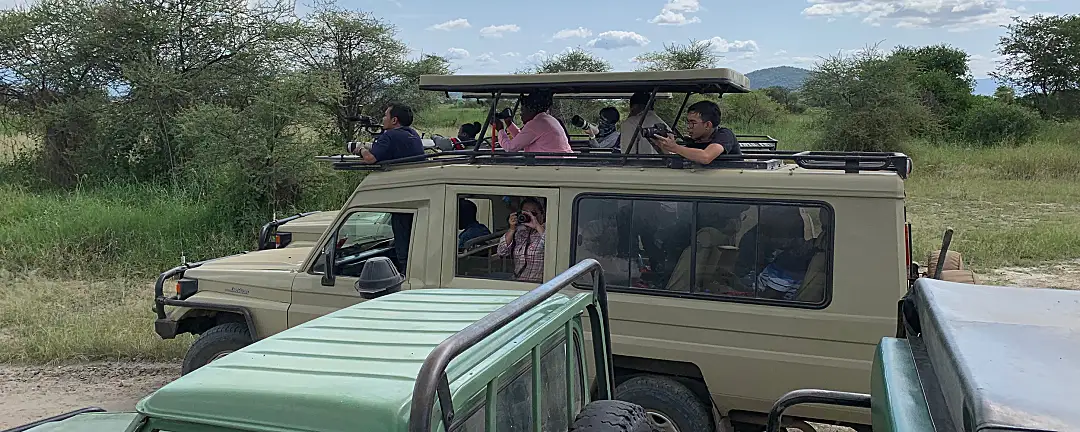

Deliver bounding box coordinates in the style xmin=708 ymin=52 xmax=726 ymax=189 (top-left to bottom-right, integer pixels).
xmin=634 ymin=39 xmax=719 ymax=71
xmin=992 ymin=14 xmax=1080 ymax=118
xmin=891 ymin=44 xmax=975 ymax=131
xmin=283 ymin=1 xmax=450 ymax=142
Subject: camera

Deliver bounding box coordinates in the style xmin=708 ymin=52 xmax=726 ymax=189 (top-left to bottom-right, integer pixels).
xmin=494 ymin=108 xmax=513 ymax=121
xmin=516 ymin=211 xmax=532 ymax=224
xmin=570 ymin=115 xmax=593 ymax=130
xmin=641 ymin=123 xmax=672 ymax=139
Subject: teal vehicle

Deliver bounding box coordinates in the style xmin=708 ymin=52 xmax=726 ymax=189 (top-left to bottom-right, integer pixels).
xmin=5 ymin=258 xmax=658 ymax=432
xmin=764 ymin=277 xmax=1080 ymax=432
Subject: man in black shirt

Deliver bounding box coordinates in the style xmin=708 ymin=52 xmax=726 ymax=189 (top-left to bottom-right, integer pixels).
xmin=351 ymin=103 xmax=425 ymax=275
xmin=355 ymin=103 xmax=424 ymax=163
xmin=651 ymin=100 xmax=741 ymax=164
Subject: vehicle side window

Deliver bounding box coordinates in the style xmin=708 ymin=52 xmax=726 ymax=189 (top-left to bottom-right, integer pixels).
xmin=455 ymin=194 xmax=548 ymax=283
xmin=539 ymin=335 xmax=569 ymax=432
xmin=571 ymin=331 xmax=585 ymax=412
xmin=496 ymin=354 xmax=534 ymax=431
xmin=450 ymin=404 xmax=485 ymax=432
xmin=573 ymin=195 xmax=832 ymax=306
xmin=311 ymin=210 xmax=398 ymax=278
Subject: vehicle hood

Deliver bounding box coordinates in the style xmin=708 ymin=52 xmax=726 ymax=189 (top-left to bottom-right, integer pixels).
xmin=190 ymin=248 xmax=311 ymax=273
xmin=278 ymin=211 xmax=340 ymax=235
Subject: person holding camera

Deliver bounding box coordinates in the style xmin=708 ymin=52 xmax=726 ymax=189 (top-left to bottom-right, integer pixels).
xmin=621 ymin=92 xmax=671 ymax=155
xmin=651 ymin=100 xmax=741 ymax=164
xmin=496 ymin=198 xmax=546 ymax=283
xmin=351 ymin=103 xmax=425 ymax=164
xmin=492 ymin=91 xmax=573 ymax=154
xmin=574 ymin=106 xmax=621 ymax=149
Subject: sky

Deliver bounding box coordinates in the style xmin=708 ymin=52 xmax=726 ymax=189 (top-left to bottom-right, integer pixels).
xmin=323 ymin=0 xmax=1076 ymax=78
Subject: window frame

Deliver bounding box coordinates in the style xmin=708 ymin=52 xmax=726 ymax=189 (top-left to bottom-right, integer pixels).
xmin=569 ymin=192 xmax=836 ymax=310
xmin=306 ymin=207 xmax=415 ymax=276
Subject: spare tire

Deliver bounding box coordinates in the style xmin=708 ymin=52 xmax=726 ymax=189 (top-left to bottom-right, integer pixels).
xmin=569 ymin=400 xmax=658 ymax=432
xmin=926 ymin=250 xmax=964 ymax=275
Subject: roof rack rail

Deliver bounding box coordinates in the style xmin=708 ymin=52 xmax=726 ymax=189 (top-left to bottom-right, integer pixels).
xmin=315 ymin=149 xmax=912 ymax=178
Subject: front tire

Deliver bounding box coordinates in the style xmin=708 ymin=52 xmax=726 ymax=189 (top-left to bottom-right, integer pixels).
xmin=615 ymin=375 xmax=714 ymax=432
xmin=181 ymin=322 xmax=252 ymax=375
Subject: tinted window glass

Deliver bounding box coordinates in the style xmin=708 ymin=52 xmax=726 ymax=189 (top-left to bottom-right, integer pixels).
xmin=496 ymin=355 xmax=533 ymax=431
xmin=574 ymin=196 xmax=831 ymax=305
xmin=540 ymin=337 xmax=569 ymax=431
xmin=312 ymin=211 xmax=397 ymax=277
xmin=456 ymin=194 xmax=548 ymax=283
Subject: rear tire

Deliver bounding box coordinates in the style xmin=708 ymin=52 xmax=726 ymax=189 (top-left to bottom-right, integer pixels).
xmin=181 ymin=322 xmax=251 ymax=375
xmin=615 ymin=375 xmax=714 ymax=432
xmin=570 ymin=400 xmax=658 ymax=432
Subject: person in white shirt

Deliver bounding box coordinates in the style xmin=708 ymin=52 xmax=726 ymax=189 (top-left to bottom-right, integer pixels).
xmin=620 ymin=92 xmax=671 ymax=155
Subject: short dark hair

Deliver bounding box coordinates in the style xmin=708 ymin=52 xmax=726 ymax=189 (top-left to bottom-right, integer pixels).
xmin=386 ymin=103 xmax=414 ymax=127
xmin=687 ymin=100 xmax=722 ymax=128
xmin=521 ymin=91 xmax=554 ymax=113
xmin=459 ymin=198 xmax=478 ymax=223
xmin=599 ymin=106 xmax=620 ymax=123
xmin=521 ymin=196 xmax=545 ymax=213
xmin=629 ymin=92 xmax=653 ymax=109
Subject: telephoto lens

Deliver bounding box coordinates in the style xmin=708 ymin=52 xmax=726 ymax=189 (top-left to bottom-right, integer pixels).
xmin=345 ymin=141 xmax=363 ymax=154
xmin=571 ymin=115 xmax=586 ymax=128
xmin=495 ymin=108 xmax=513 ymax=120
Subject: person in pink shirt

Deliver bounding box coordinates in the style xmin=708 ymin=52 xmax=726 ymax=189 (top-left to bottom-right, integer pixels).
xmin=492 ymin=91 xmax=573 ymax=153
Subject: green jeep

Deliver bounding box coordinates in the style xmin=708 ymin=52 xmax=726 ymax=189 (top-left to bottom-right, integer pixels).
xmin=764 ymin=277 xmax=1080 ymax=432
xmin=8 ymin=259 xmax=664 ymax=432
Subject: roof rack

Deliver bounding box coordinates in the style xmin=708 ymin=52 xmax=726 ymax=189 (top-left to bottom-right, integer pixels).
xmin=315 ymin=149 xmax=912 ymax=178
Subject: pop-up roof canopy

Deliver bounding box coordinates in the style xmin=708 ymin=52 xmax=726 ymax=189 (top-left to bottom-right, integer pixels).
xmin=458 ymin=91 xmax=674 ymax=100
xmin=420 ymin=68 xmax=751 ymax=94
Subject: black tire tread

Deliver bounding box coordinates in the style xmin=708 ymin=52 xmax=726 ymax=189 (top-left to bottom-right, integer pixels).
xmin=181 ymin=322 xmax=251 ymax=375
xmin=615 ymin=374 xmax=713 ymax=432
xmin=570 ymin=400 xmax=657 ymax=432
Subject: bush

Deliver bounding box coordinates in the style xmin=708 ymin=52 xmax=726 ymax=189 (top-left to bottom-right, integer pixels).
xmin=722 ymin=91 xmax=785 ymax=126
xmin=802 ymin=48 xmax=934 ymax=152
xmin=958 ymin=98 xmax=1041 ymax=147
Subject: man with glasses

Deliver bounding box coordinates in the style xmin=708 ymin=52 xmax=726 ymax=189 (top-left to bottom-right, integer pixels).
xmin=650 ymin=100 xmax=742 ymax=164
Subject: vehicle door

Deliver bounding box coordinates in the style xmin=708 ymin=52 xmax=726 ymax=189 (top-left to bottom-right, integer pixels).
xmin=288 ymin=207 xmax=427 ymax=326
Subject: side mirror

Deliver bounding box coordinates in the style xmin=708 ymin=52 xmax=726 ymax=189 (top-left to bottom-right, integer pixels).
xmin=321 ymin=233 xmax=337 ymax=286
xmin=354 ymin=256 xmax=405 ymax=299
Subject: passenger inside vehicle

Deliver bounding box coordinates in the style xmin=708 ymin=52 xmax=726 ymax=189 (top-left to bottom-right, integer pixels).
xmin=497 ymin=197 xmax=547 ymax=282
xmin=457 ymin=199 xmax=491 ymax=250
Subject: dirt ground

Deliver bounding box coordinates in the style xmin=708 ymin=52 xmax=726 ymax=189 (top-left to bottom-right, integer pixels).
xmin=0 ymin=361 xmax=178 ymax=429
xmin=1 ymin=264 xmax=1076 ymax=430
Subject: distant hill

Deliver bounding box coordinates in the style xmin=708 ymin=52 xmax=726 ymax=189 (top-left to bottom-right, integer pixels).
xmin=746 ymin=66 xmax=812 ymax=90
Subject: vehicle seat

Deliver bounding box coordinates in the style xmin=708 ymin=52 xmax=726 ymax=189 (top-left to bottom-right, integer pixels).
xmin=665 ymin=227 xmax=738 ymax=293
xmin=793 ymin=227 xmax=830 ymax=303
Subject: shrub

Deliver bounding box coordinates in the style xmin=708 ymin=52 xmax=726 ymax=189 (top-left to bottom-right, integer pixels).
xmin=958 ymin=99 xmax=1041 ymax=147
xmin=722 ymin=91 xmax=785 ymax=126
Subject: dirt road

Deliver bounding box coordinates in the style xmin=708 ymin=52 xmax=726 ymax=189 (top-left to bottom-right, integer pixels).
xmin=0 ymin=361 xmax=179 ymax=429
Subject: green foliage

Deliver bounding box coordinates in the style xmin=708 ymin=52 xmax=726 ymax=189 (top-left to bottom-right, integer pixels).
xmin=528 ymin=48 xmax=612 ymax=74
xmin=802 ymin=47 xmax=933 ymax=151
xmin=993 ymin=14 xmax=1080 ymax=99
xmin=994 ymin=85 xmax=1017 ymax=103
xmin=721 ymin=91 xmax=785 ymax=126
xmin=957 ymin=97 xmax=1042 ymax=147
xmin=760 ymin=86 xmax=807 ymax=114
xmin=891 ymin=44 xmax=975 ymax=132
xmin=633 ymin=39 xmax=719 ymax=71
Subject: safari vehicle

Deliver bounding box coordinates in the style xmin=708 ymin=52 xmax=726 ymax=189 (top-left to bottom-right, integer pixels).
xmin=9 ymin=259 xmax=663 ymax=432
xmin=764 ymin=277 xmax=1080 ymax=432
xmin=153 ymin=67 xmax=970 ymax=432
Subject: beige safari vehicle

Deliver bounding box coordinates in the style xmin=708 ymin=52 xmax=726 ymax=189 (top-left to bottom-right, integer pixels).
xmin=153 ymin=68 xmax=971 ymax=432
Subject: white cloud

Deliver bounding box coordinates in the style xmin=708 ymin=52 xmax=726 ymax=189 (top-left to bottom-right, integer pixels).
xmin=553 ymin=27 xmax=593 ymax=39
xmin=774 ymin=50 xmax=788 ymax=56
xmin=587 ymin=31 xmax=650 ymax=50
xmin=429 ymin=18 xmax=471 ymax=31
xmin=698 ymin=37 xmax=760 ymax=53
xmin=445 ymin=48 xmax=470 ymax=60
xmin=651 ymin=0 xmax=702 ymax=25
xmin=801 ymin=0 xmax=1024 ymax=32
xmin=525 ymin=50 xmax=548 ymax=63
xmin=480 ymin=24 xmax=521 ymax=38
xmin=502 ymin=52 xmax=520 ymax=57
xmin=475 ymin=53 xmax=499 ymax=66
xmin=649 ymin=10 xmax=701 ymax=25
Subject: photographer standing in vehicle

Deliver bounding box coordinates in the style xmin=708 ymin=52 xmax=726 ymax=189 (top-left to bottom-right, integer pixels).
xmin=651 ymin=100 xmax=741 ymax=164
xmin=621 ymin=92 xmax=670 ymax=155
xmin=349 ymin=103 xmax=425 ymax=274
xmin=576 ymin=106 xmax=621 ymax=150
xmin=492 ymin=91 xmax=573 ymax=153
xmin=497 ymin=198 xmax=546 ymax=283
